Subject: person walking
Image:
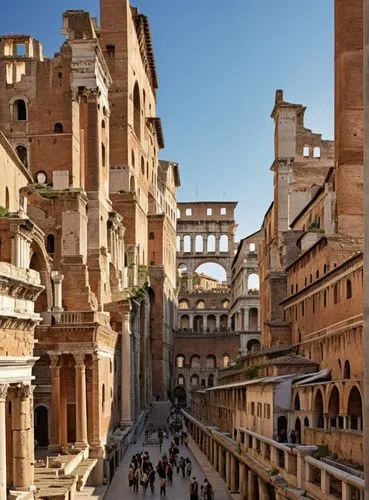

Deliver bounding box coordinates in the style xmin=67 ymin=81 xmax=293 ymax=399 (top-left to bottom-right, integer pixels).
xmin=160 ymin=476 xmax=167 ymax=496
xmin=133 ymin=466 xmax=140 ymax=493
xmin=149 ymin=467 xmax=156 ymax=494
xmin=179 ymin=456 xmax=186 ymax=477
xmin=203 ymin=478 xmax=214 ymax=500
xmin=189 ymin=477 xmax=199 ymax=500
xmin=166 ymin=462 xmax=173 ymax=485
xmin=185 ymin=458 xmax=192 ymax=478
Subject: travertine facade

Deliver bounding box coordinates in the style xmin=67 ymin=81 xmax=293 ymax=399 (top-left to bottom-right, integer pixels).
xmin=0 ymin=0 xmax=179 ymax=494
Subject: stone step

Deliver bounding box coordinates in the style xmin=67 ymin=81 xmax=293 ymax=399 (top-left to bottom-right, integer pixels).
xmin=74 ymin=458 xmax=98 ymax=491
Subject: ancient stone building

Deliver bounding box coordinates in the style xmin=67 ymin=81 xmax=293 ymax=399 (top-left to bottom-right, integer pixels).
xmin=173 ymin=202 xmax=239 ymax=407
xmin=0 ymin=0 xmax=179 ymax=493
xmin=0 ymin=131 xmax=43 ymax=497
xmin=229 ymin=231 xmax=263 ymax=356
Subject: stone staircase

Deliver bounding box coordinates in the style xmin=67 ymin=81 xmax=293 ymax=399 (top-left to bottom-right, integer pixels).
xmin=34 ymin=449 xmax=98 ymax=499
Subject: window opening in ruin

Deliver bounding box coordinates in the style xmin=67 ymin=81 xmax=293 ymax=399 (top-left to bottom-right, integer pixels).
xmin=191 ymin=374 xmax=199 ymax=386
xmin=5 ymin=187 xmax=9 ymax=209
xmin=106 ymin=45 xmax=115 ymax=57
xmin=133 ymin=82 xmax=141 ymax=140
xmin=323 ymin=290 xmax=327 ymax=307
xmin=185 ymin=208 xmax=192 ymax=216
xmin=178 ymin=374 xmax=184 ymax=385
xmin=333 ymin=283 xmax=339 ymax=304
xmin=149 ymin=232 xmax=155 ymax=240
xmin=183 ymin=235 xmax=191 ymax=253
xmin=303 ymin=145 xmax=310 ymax=157
xmin=176 ymin=355 xmax=185 ymax=368
xmin=206 ymin=355 xmax=216 ymax=369
xmin=102 ymin=384 xmax=105 ymax=412
xmin=222 ymin=299 xmax=229 ymax=309
xmin=207 ymin=234 xmax=215 ymax=252
xmin=14 ymin=99 xmax=27 ymax=121
xmin=54 ymin=123 xmax=63 ymax=133
xmin=223 ymin=354 xmax=230 ymax=368
xmin=249 ymin=243 xmax=256 ymax=252
xmin=343 ymin=360 xmax=351 ymax=379
xmin=195 ymin=300 xmax=205 ymax=310
xmin=46 ymin=234 xmax=55 ymax=254
xmin=208 ymin=374 xmax=214 ymax=388
xmin=16 ymin=44 xmax=27 ymax=56
xmin=102 ymin=143 xmax=106 ymax=167
xmin=220 ymin=207 xmax=226 ymax=215
xmin=178 ymin=300 xmax=189 ymax=310
xmin=219 ymin=234 xmax=228 ymax=252
xmin=346 ymin=279 xmax=352 ymax=299
xmin=141 ymin=157 xmax=145 ymax=175
xmin=195 ymin=235 xmax=203 ymax=252
xmin=177 ymin=208 xmax=181 ymax=219
xmin=250 ymin=402 xmax=255 ymax=415
xmin=16 ymin=145 xmax=28 ymax=167
xmin=248 ymin=273 xmax=259 ymax=291
xmin=313 ymin=147 xmax=321 ymax=158
xmin=207 ymin=208 xmax=212 ymax=216
xmin=131 ymin=150 xmax=135 ymax=168
xmin=146 ymin=161 xmax=149 ymax=179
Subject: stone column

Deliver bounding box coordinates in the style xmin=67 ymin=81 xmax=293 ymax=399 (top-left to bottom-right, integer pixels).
xmin=239 ymin=462 xmax=247 ymax=500
xmin=73 ymin=353 xmax=88 ymax=448
xmin=215 ymin=235 xmax=220 ymax=254
xmin=241 ymin=308 xmax=245 ymax=330
xmin=203 ymin=235 xmax=208 ymax=253
xmin=230 ymin=454 xmax=239 ymax=492
xmin=119 ymin=303 xmax=132 ymax=426
xmin=51 ymin=271 xmax=64 ymax=311
xmin=180 ymin=236 xmax=184 ymax=254
xmin=226 ymin=452 xmax=232 ymax=490
xmin=60 ymin=365 xmax=68 ymax=448
xmin=0 ymin=384 xmax=8 ymax=500
xmin=248 ymin=470 xmax=257 ymax=500
xmin=215 ymin=315 xmax=220 ymax=330
xmin=244 ymin=308 xmax=249 ymax=330
xmin=258 ymin=477 xmax=269 ymax=500
xmin=203 ymin=315 xmax=208 ymax=332
xmin=13 ymin=384 xmax=34 ymax=490
xmin=48 ymin=353 xmax=61 ymax=451
xmin=213 ymin=441 xmax=219 ymax=470
xmin=190 ymin=236 xmax=195 ymax=254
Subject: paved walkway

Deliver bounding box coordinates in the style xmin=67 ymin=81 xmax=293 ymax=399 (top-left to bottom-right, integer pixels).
xmin=105 ymin=431 xmax=233 ymax=500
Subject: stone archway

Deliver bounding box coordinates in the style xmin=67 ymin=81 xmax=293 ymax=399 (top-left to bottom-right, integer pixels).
xmin=34 ymin=405 xmax=49 ymax=447
xmin=173 ymin=386 xmax=187 ymax=407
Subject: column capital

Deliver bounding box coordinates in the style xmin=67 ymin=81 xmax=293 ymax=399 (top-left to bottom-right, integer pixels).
xmin=48 ymin=351 xmax=61 ymax=368
xmin=14 ymin=383 xmax=31 ymax=401
xmin=0 ymin=384 xmax=9 ymax=401
xmin=51 ymin=271 xmax=64 ymax=284
xmin=73 ymin=353 xmax=86 ymax=368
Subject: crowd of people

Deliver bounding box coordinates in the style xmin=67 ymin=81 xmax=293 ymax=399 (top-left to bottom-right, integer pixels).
xmin=128 ymin=406 xmax=214 ymax=499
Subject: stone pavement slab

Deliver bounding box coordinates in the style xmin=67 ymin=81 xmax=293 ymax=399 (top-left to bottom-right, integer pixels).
xmin=104 ymin=432 xmax=234 ymax=500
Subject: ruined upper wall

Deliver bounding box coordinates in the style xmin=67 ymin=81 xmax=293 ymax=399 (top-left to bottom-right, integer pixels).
xmin=177 ymin=201 xmax=237 ymax=223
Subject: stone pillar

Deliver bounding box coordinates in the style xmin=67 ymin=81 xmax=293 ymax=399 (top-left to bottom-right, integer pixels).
xmin=215 ymin=235 xmax=220 ymax=254
xmin=189 ymin=315 xmax=194 ymax=330
xmin=119 ymin=303 xmax=132 ymax=426
xmin=244 ymin=308 xmax=249 ymax=330
xmin=203 ymin=315 xmax=208 ymax=332
xmin=226 ymin=452 xmax=231 ymax=489
xmin=180 ymin=236 xmax=184 ymax=254
xmin=203 ymin=235 xmax=208 ymax=253
xmin=73 ymin=353 xmax=88 ymax=448
xmin=241 ymin=308 xmax=245 ymax=330
xmin=230 ymin=454 xmax=239 ymax=492
xmin=51 ymin=271 xmax=64 ymax=311
xmin=190 ymin=236 xmax=195 ymax=254
xmin=258 ymin=477 xmax=269 ymax=500
xmin=213 ymin=441 xmax=219 ymax=470
xmin=219 ymin=447 xmax=225 ymax=480
xmin=215 ymin=314 xmax=220 ymax=330
xmin=13 ymin=384 xmax=34 ymax=490
xmin=239 ymin=462 xmax=247 ymax=500
xmin=248 ymin=470 xmax=257 ymax=500
xmin=48 ymin=353 xmax=61 ymax=451
xmin=0 ymin=385 xmax=8 ymax=500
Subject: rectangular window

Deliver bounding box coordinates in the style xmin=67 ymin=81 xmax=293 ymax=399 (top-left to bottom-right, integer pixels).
xmin=185 ymin=208 xmax=192 ymax=216
xmin=220 ymin=207 xmax=226 ymax=215
xmin=106 ymin=45 xmax=115 ymax=57
xmin=207 ymin=208 xmax=212 ymax=216
xmin=16 ymin=44 xmax=27 ymax=56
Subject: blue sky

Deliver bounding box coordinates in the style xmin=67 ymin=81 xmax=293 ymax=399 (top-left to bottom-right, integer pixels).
xmin=1 ymin=1 xmax=334 ymax=240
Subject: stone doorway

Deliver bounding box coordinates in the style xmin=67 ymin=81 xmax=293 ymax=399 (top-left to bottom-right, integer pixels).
xmin=34 ymin=405 xmax=49 ymax=446
xmin=173 ymin=386 xmax=187 ymax=407
xmin=67 ymin=403 xmax=76 ymax=443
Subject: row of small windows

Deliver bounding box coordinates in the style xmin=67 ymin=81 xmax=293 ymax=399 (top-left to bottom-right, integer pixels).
xmin=179 ymin=207 xmax=227 ymax=217
xmin=290 ymin=263 xmax=338 ymax=294
xmin=175 ymin=354 xmax=230 ymax=369
xmin=11 ymin=99 xmax=65 ymax=135
xmin=250 ymin=402 xmax=271 ymax=419
xmin=178 ymin=234 xmax=229 ymax=253
xmin=303 ymin=145 xmax=321 ymax=158
xmin=287 ymin=279 xmax=354 ymax=321
xmin=177 ymin=373 xmax=214 ymax=388
xmin=179 ymin=299 xmax=229 ymax=310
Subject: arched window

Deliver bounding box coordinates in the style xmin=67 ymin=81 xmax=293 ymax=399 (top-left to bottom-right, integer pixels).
xmin=304 ymin=417 xmax=310 ymax=428
xmin=294 ymin=393 xmax=301 ymax=411
xmin=220 ymin=314 xmax=228 ymax=329
xmin=208 ymin=374 xmax=214 ymax=388
xmin=5 ymin=187 xmax=9 ymax=210
xmin=102 ymin=384 xmax=106 ymax=412
xmin=190 ymin=355 xmax=200 ymax=369
xmin=313 ymin=147 xmax=321 ymax=158
xmin=222 ymin=299 xmax=229 ymax=309
xmin=206 ymin=355 xmax=216 ymax=369
xmin=129 ymin=176 xmax=136 ymax=193
xmin=343 ymin=360 xmax=351 ymax=379
xmin=223 ymin=354 xmax=230 ymax=368
xmin=178 ymin=299 xmax=189 ymax=310
xmin=131 ymin=150 xmax=135 ymax=168
xmin=183 ymin=235 xmax=191 ymax=253
xmin=133 ymin=82 xmax=141 ymax=140
xmin=314 ymin=389 xmax=324 ymax=428
xmin=196 ymin=300 xmax=205 ymax=310
xmin=180 ymin=315 xmax=189 ymax=329
xmin=249 ymin=243 xmax=256 ymax=252
xmin=249 ymin=308 xmax=258 ymax=329
xmin=101 ymin=143 xmax=106 ymax=167
xmin=16 ymin=145 xmax=28 ymax=167
xmin=141 ymin=157 xmax=145 ymax=175
xmin=195 ymin=235 xmax=203 ymax=253
xmin=14 ymin=99 xmax=27 ymax=121
xmin=346 ymin=279 xmax=352 ymax=299
xmin=46 ymin=234 xmax=55 ymax=254
xmin=207 ymin=235 xmax=215 ymax=252
xmin=303 ymin=145 xmax=310 ymax=157
xmin=176 ymin=355 xmax=185 ymax=368
xmin=333 ymin=283 xmax=339 ymax=304
xmin=207 ymin=315 xmax=216 ymax=331
xmin=328 ymin=386 xmax=340 ymax=427
xmin=193 ymin=315 xmax=203 ymax=332
xmin=176 ymin=235 xmax=181 ymax=252
xmin=219 ymin=235 xmax=228 ymax=252
xmin=347 ymin=386 xmax=362 ymax=430
xmin=191 ymin=374 xmax=199 ymax=386
xmin=248 ymin=273 xmax=260 ymax=291
xmin=178 ymin=374 xmax=184 ymax=385
xmin=54 ymin=123 xmax=63 ymax=133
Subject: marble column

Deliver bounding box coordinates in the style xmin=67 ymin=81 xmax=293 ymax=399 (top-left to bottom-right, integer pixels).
xmin=13 ymin=384 xmax=34 ymax=491
xmin=119 ymin=303 xmax=132 ymax=426
xmin=73 ymin=353 xmax=88 ymax=448
xmin=0 ymin=384 xmax=8 ymax=500
xmin=48 ymin=353 xmax=61 ymax=450
xmin=51 ymin=271 xmax=64 ymax=311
